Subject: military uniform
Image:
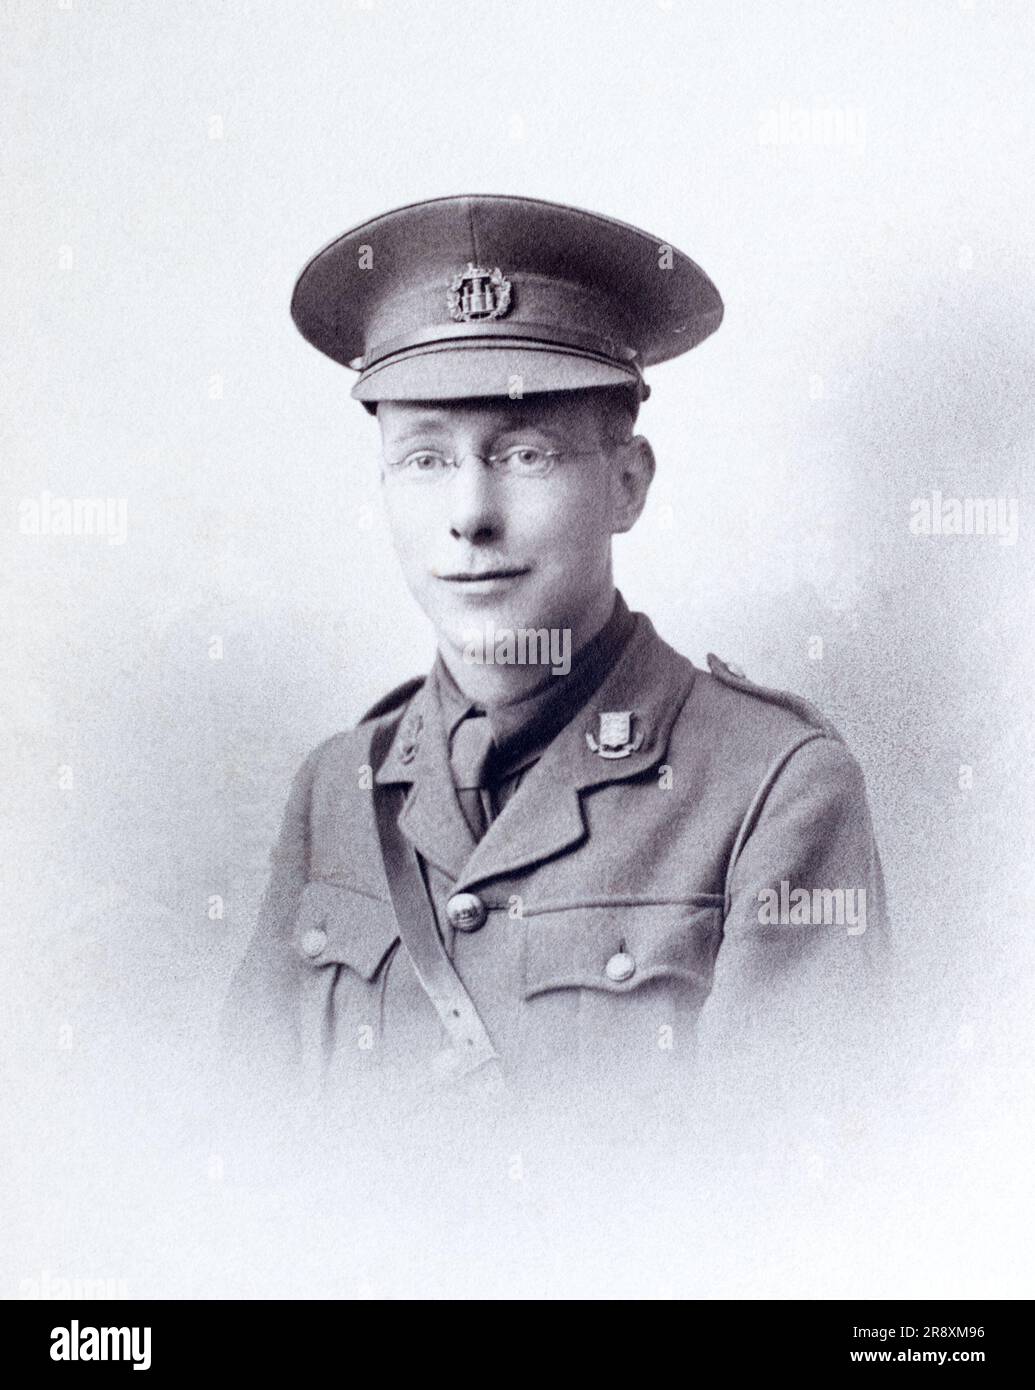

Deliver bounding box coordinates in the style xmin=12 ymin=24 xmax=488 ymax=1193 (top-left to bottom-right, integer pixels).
xmin=223 ymin=607 xmax=887 ymax=1111
xmin=221 ymin=195 xmax=888 ymax=1118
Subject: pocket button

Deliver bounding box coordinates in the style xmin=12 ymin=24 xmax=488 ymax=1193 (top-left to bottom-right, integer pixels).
xmin=300 ymin=926 xmax=328 ymax=958
xmin=605 ymin=951 xmax=636 ymax=983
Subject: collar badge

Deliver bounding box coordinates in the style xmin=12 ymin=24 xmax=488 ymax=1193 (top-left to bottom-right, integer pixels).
xmin=586 ymin=711 xmax=644 ymax=760
xmin=398 ymin=712 xmax=423 ymax=764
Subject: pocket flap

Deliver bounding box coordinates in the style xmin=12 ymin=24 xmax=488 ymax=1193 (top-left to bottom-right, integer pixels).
xmin=523 ymin=902 xmax=721 ymax=1000
xmin=292 ymin=879 xmax=399 ymax=980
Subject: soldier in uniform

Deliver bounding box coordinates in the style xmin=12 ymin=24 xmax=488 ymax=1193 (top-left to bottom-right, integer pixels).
xmin=221 ymin=195 xmax=888 ymax=1125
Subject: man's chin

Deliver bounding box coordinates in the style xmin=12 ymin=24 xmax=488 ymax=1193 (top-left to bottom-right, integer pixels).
xmin=431 ymin=589 xmax=556 ymax=647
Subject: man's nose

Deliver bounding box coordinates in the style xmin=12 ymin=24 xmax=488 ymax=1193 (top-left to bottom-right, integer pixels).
xmin=446 ymin=455 xmax=503 ymax=543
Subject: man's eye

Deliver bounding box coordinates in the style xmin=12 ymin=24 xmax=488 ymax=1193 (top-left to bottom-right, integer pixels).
xmin=502 ymin=446 xmax=551 ymax=473
xmin=404 ymin=451 xmax=447 ymax=471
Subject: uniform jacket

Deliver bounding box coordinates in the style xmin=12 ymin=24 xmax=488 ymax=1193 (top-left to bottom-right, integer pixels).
xmin=222 ymin=612 xmax=888 ymax=1118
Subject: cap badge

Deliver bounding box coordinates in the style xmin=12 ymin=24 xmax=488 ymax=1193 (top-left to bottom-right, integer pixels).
xmin=586 ymin=711 xmax=644 ymax=760
xmin=398 ymin=712 xmax=423 ymax=765
xmin=447 ymin=263 xmax=512 ymax=323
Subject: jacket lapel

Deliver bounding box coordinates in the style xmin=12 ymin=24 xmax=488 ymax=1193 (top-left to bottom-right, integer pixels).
xmin=374 ymin=676 xmax=477 ymax=879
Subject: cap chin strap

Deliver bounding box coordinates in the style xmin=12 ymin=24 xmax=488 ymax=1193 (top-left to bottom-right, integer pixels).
xmin=356 ymin=317 xmax=642 ymax=369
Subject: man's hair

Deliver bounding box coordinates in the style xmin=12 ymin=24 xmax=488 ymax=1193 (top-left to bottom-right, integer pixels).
xmin=549 ymin=384 xmax=641 ymax=444
xmin=587 ymin=385 xmax=641 ymax=443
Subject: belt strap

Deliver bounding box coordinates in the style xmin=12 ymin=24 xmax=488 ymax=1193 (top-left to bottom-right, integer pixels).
xmin=370 ymin=720 xmax=502 ymax=1085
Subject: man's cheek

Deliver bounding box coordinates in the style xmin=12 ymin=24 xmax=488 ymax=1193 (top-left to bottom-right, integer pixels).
xmin=388 ymin=519 xmax=427 ymax=570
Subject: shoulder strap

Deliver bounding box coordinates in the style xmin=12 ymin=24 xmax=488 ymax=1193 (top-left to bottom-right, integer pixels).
xmin=706 ymin=653 xmax=844 ymax=741
xmin=368 ymin=719 xmax=503 ymax=1089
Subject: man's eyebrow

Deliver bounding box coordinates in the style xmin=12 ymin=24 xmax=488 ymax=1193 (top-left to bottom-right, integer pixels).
xmin=385 ymin=415 xmax=568 ymax=440
xmin=491 ymin=419 xmax=570 ymax=441
xmin=384 ymin=418 xmax=455 ymax=442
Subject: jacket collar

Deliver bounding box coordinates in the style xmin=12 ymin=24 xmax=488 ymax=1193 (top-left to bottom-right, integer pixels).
xmin=374 ymin=613 xmax=697 ymax=886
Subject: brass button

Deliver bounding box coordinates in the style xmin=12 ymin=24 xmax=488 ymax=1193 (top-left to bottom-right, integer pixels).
xmin=605 ymin=951 xmax=635 ymax=983
xmin=446 ymin=892 xmax=488 ymax=932
xmin=300 ymin=926 xmax=327 ymax=958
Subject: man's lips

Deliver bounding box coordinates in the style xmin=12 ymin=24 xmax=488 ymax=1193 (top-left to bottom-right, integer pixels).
xmin=435 ymin=566 xmax=530 ymax=582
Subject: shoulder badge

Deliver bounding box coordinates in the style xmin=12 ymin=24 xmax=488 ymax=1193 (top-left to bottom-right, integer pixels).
xmin=705 ymin=654 xmax=843 ymax=741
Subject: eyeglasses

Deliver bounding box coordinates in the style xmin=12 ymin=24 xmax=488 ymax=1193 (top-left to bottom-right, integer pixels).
xmin=382 ymin=443 xmax=601 ymax=484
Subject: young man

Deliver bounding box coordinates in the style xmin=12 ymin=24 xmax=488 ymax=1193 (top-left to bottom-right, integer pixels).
xmin=222 ymin=195 xmax=887 ymax=1117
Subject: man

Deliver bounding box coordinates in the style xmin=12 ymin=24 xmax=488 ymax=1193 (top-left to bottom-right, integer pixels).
xmin=222 ymin=195 xmax=888 ymax=1121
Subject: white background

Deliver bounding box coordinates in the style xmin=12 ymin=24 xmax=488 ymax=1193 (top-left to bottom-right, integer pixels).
xmin=4 ymin=0 xmax=1034 ymax=1298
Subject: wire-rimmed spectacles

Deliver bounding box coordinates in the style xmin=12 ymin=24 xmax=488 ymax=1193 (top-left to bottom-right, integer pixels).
xmin=382 ymin=443 xmax=600 ymax=483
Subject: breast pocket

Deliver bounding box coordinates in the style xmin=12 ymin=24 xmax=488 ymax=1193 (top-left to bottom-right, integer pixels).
xmin=519 ymin=900 xmax=723 ymax=1077
xmin=291 ymin=879 xmax=400 ymax=1085
xmin=291 ymin=879 xmax=399 ymax=978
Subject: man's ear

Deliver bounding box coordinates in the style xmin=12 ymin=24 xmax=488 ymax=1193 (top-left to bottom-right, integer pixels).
xmin=610 ymin=435 xmax=656 ymax=534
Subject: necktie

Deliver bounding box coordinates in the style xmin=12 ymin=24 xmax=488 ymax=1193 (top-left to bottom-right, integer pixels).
xmin=449 ymin=711 xmax=495 ymax=841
